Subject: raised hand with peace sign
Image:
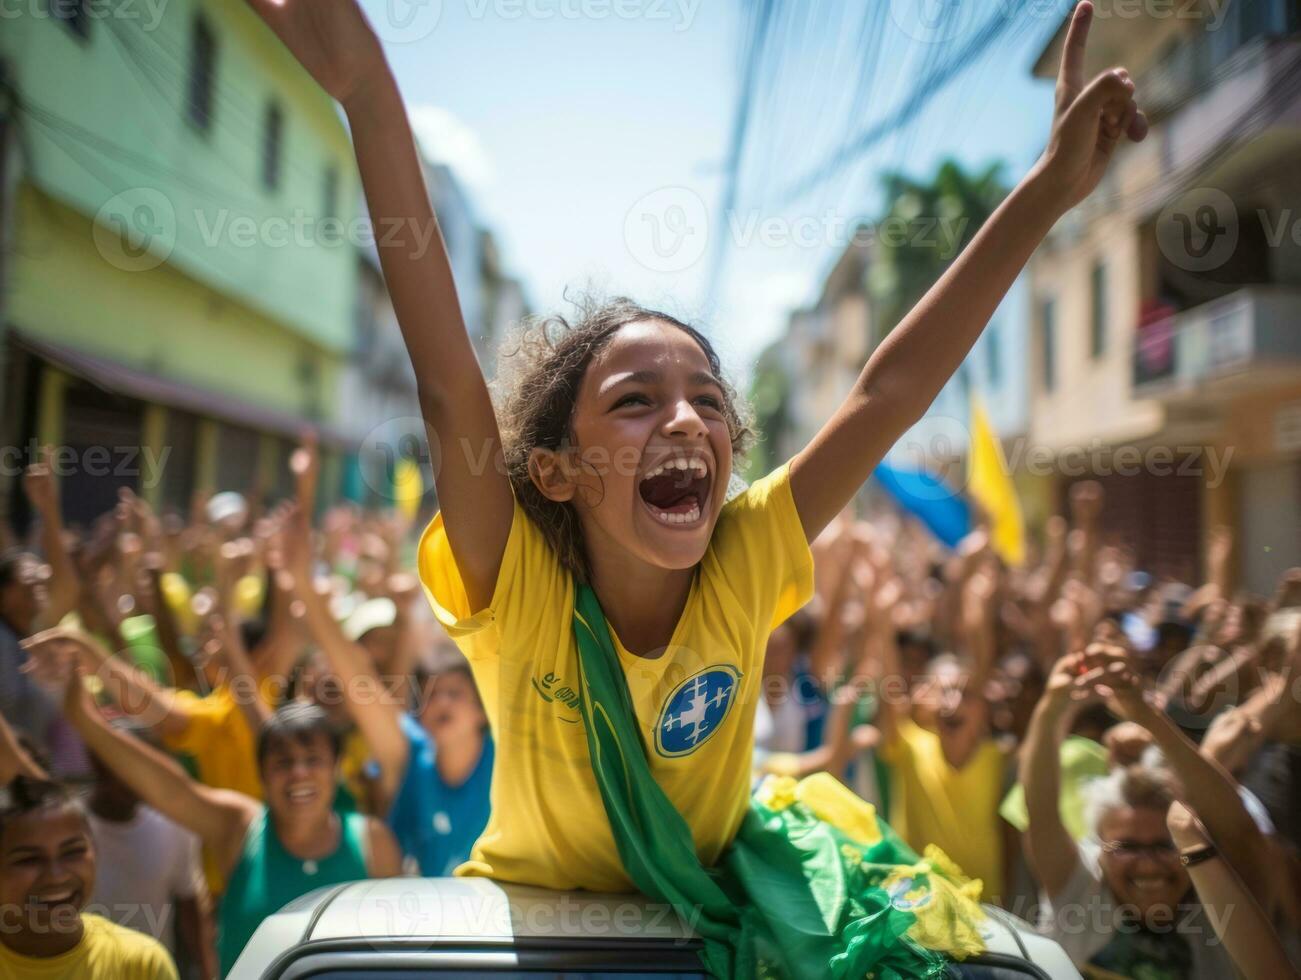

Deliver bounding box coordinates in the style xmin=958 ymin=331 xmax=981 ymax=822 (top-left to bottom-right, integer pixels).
xmin=1037 ymin=2 xmax=1149 ymax=208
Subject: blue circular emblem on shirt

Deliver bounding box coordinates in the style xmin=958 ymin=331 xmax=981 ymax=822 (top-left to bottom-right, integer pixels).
xmin=654 ymin=666 xmax=740 ymax=758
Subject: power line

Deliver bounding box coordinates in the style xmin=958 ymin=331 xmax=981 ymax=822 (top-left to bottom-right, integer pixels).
xmin=17 ymin=97 xmax=267 ymax=212
xmin=777 ymin=2 xmax=1022 ymax=206
xmin=704 ymin=0 xmax=777 ymax=308
xmin=98 ymin=9 xmax=335 ymax=189
xmin=886 ymin=0 xmax=961 ymax=188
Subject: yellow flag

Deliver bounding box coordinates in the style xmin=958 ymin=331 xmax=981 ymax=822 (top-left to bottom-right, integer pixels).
xmin=393 ymin=457 xmax=423 ymax=522
xmin=968 ymin=394 xmax=1025 ymax=565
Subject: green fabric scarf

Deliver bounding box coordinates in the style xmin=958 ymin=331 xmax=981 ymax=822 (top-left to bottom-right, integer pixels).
xmin=571 ymin=583 xmax=959 ymax=979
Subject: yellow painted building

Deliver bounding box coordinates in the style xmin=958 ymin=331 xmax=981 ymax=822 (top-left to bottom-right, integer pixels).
xmin=0 ymin=0 xmax=359 ymax=526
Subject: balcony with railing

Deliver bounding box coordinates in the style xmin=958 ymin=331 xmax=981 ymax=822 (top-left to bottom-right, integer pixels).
xmin=1133 ymin=286 xmax=1301 ymax=398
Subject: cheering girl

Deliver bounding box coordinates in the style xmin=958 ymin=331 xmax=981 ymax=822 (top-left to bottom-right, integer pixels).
xmin=240 ymin=0 xmax=1145 ymax=974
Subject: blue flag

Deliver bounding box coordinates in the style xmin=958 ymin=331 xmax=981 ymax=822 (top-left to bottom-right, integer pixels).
xmin=873 ymin=461 xmax=971 ymax=549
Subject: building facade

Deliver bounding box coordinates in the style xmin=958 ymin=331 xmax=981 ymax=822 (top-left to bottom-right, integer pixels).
xmin=761 ymin=223 xmax=1030 ymax=519
xmin=336 ymin=176 xmax=529 ymax=513
xmin=0 ymin=0 xmax=360 ymax=525
xmin=1025 ymin=0 xmax=1301 ymax=588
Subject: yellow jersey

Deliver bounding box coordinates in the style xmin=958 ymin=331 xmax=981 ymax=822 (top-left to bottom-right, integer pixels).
xmin=880 ymin=718 xmax=1007 ymax=902
xmin=161 ymin=686 xmax=265 ymax=801
xmin=0 ymin=914 xmax=177 ymax=979
xmin=418 ymin=464 xmax=813 ymax=892
xmin=161 ymin=679 xmax=275 ymax=896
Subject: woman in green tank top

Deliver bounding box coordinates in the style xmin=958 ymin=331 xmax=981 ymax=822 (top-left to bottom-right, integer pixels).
xmin=45 ymin=663 xmax=403 ymax=977
xmin=212 ymin=704 xmax=382 ymax=974
xmin=216 ymin=803 xmax=369 ymax=972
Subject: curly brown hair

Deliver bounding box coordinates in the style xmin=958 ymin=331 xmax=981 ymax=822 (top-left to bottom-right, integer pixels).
xmin=495 ymin=296 xmax=753 ymax=582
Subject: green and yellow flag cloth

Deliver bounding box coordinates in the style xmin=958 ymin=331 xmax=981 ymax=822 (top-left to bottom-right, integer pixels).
xmin=571 ymin=583 xmax=987 ymax=979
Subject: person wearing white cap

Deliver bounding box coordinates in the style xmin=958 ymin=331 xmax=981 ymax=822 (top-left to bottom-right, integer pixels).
xmin=204 ymin=493 xmax=249 ymax=533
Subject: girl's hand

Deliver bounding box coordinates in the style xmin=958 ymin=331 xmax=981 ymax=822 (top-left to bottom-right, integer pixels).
xmin=1037 ymin=2 xmax=1148 ymax=210
xmin=243 ymin=0 xmax=388 ymax=107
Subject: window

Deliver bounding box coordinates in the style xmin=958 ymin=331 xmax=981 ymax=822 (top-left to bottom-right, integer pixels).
xmin=262 ymin=100 xmax=283 ymax=191
xmin=216 ymin=424 xmax=259 ymax=496
xmin=159 ymin=410 xmax=198 ymax=515
xmin=57 ymin=382 xmax=144 ymax=529
xmin=51 ymin=0 xmax=90 ymax=39
xmin=322 ymin=164 xmax=339 ymax=221
xmin=187 ymin=14 xmax=216 ymax=132
xmin=1090 ymin=261 xmax=1108 ymax=358
xmin=1211 ymin=0 xmax=1297 ymax=67
xmin=1239 ymin=0 xmax=1298 ymax=43
xmin=1040 ymin=298 xmax=1056 ymax=392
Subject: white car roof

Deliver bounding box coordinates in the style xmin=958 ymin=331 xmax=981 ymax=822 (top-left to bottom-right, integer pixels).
xmin=230 ymin=877 xmax=1083 ymax=978
xmin=316 ymin=878 xmax=700 ymax=943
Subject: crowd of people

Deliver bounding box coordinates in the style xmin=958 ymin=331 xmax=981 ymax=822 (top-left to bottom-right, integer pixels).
xmin=756 ymin=485 xmax=1301 ymax=978
xmin=0 ymin=439 xmax=1297 ymax=978
xmin=1 ymin=2 xmax=1296 ymax=977
xmin=0 ymin=441 xmax=491 ymax=977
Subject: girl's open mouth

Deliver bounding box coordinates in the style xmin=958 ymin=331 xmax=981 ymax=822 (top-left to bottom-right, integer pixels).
xmin=638 ymin=456 xmax=711 ymax=526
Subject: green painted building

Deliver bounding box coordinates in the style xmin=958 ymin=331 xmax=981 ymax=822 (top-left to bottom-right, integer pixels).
xmin=0 ymin=0 xmax=359 ymax=525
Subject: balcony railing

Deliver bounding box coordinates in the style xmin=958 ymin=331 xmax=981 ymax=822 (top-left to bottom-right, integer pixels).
xmin=1133 ymin=286 xmax=1301 ymax=396
xmin=1164 ymin=36 xmax=1301 ymax=178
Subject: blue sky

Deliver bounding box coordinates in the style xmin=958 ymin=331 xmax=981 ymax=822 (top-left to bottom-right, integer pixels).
xmin=360 ymin=0 xmax=1070 ymax=384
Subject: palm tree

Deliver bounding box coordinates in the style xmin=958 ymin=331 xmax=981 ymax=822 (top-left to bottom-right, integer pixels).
xmin=868 ymin=159 xmax=1009 ymax=342
xmin=746 ymin=339 xmax=792 ymax=480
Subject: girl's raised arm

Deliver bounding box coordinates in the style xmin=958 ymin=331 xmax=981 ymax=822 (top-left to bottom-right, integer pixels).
xmin=242 ymin=0 xmax=513 ymax=607
xmin=789 ymin=1 xmax=1145 ymax=541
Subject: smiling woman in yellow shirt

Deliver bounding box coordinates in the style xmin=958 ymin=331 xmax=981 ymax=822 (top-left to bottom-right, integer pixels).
xmin=0 ymin=778 xmax=177 ymax=980
xmin=0 ymin=913 xmax=177 ymax=980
